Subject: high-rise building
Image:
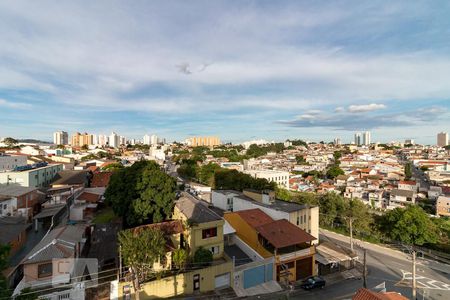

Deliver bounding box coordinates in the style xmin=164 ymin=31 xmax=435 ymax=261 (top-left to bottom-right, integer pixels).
xmin=71 ymin=132 xmax=93 ymax=147
xmin=186 ymin=136 xmax=221 ymax=147
xmin=334 ymin=138 xmax=341 ymax=145
xmin=354 ymin=133 xmax=361 ymax=146
xmin=53 ymin=131 xmax=68 ymax=145
xmin=405 ymin=139 xmax=415 ymax=145
xmin=120 ymin=136 xmax=126 ymax=146
xmin=143 ymin=134 xmax=151 ymax=145
xmin=363 ymin=131 xmax=371 ymax=146
xmin=437 ymin=132 xmax=448 ymax=147
xmin=98 ymin=135 xmax=108 ymax=146
xmin=109 ymin=132 xmax=119 ymax=148
xmin=150 ymin=134 xmax=158 ymax=145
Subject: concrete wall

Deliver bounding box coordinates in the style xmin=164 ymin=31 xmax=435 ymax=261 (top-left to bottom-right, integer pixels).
xmin=224 ymin=213 xmax=272 ymax=258
xmin=118 ymin=260 xmax=233 ymax=299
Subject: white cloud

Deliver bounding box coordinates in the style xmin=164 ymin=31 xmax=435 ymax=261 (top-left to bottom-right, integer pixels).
xmin=335 ymin=107 xmax=345 ymax=112
xmin=347 ymin=103 xmax=386 ymax=113
xmin=0 ymin=99 xmax=31 ymax=109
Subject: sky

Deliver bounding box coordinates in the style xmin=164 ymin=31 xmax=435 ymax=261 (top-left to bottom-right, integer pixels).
xmin=0 ymin=0 xmax=449 ymax=144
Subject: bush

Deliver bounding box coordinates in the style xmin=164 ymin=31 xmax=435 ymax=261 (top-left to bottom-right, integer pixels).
xmin=193 ymin=247 xmax=213 ymax=266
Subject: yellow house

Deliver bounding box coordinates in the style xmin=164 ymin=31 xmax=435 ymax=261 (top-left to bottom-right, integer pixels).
xmin=224 ymin=208 xmax=316 ymax=283
xmin=173 ymin=194 xmax=225 ymax=260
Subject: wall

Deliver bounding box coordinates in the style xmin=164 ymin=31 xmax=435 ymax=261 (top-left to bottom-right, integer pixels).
xmin=234 ymin=258 xmax=274 ymax=290
xmin=0 ymin=155 xmax=27 ymax=171
xmin=118 ymin=260 xmax=233 ymax=299
xmin=224 ymin=213 xmax=272 ymax=258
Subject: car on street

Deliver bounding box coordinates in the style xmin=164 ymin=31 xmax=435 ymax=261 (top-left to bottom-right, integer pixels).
xmin=300 ymin=276 xmax=326 ymax=290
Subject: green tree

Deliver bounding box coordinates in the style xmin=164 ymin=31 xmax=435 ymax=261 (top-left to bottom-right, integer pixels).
xmin=404 ymin=163 xmax=412 ymax=180
xmin=0 ymin=244 xmax=11 ymax=299
xmin=326 ymin=165 xmax=344 ymax=179
xmin=343 ymin=199 xmax=373 ymax=234
xmin=381 ymin=206 xmax=438 ymax=245
xmin=15 ymin=287 xmax=38 ymax=300
xmin=3 ymin=137 xmax=18 ymax=147
xmin=295 ymin=155 xmax=306 ymax=164
xmin=193 ymin=247 xmax=213 ymax=266
xmin=105 ymin=160 xmax=176 ymax=226
xmin=317 ymin=192 xmax=345 ymax=227
xmin=81 ymin=144 xmax=89 ymax=151
xmin=119 ymin=228 xmax=165 ymax=300
xmin=196 ymin=162 xmax=221 ymax=187
xmin=172 ymin=248 xmax=188 ymax=272
xmin=102 ymin=162 xmax=124 ymax=171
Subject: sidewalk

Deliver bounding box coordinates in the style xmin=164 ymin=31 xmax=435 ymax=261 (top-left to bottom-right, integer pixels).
xmin=320 ymin=229 xmax=450 ymax=274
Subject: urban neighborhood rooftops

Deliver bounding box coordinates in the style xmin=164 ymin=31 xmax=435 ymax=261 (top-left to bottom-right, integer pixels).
xmin=0 ymin=185 xmax=38 ymax=197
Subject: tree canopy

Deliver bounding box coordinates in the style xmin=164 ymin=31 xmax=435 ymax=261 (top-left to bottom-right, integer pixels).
xmin=380 ymin=205 xmax=438 ymax=246
xmin=326 ymin=165 xmax=345 ymax=179
xmin=105 ymin=160 xmax=176 ymax=227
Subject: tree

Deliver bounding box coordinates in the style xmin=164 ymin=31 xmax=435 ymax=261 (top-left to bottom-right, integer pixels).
xmin=81 ymin=144 xmax=89 ymax=151
xmin=119 ymin=228 xmax=165 ymax=300
xmin=295 ymin=155 xmax=306 ymax=164
xmin=172 ymin=248 xmax=188 ymax=272
xmin=105 ymin=160 xmax=176 ymax=227
xmin=102 ymin=162 xmax=124 ymax=171
xmin=0 ymin=244 xmax=11 ymax=299
xmin=317 ymin=192 xmax=345 ymax=227
xmin=15 ymin=288 xmax=38 ymax=300
xmin=326 ymin=165 xmax=344 ymax=179
xmin=381 ymin=205 xmax=438 ymax=246
xmin=3 ymin=137 xmax=18 ymax=147
xmin=404 ymin=163 xmax=412 ymax=180
xmin=343 ymin=199 xmax=373 ymax=234
xmin=196 ymin=162 xmax=221 ymax=187
xmin=193 ymin=247 xmax=213 ymax=267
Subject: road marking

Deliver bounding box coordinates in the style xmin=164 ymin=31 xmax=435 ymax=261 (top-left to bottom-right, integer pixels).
xmin=396 ymin=270 xmax=450 ymax=291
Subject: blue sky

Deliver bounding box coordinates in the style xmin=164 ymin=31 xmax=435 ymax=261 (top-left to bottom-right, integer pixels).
xmin=0 ymin=0 xmax=449 ymax=144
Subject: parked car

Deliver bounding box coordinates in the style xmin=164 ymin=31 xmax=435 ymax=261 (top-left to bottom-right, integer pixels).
xmin=300 ymin=276 xmax=326 ymax=290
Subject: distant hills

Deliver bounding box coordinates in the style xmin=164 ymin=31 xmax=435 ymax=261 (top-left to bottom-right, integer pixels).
xmin=18 ymin=139 xmax=52 ymax=144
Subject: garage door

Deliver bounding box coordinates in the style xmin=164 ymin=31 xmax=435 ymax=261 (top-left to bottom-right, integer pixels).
xmin=215 ymin=273 xmax=230 ymax=289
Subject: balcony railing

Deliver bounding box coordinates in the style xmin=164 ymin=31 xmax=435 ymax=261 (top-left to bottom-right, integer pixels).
xmin=278 ymin=247 xmax=313 ymax=262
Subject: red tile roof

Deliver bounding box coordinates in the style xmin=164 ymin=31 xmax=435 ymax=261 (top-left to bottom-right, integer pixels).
xmin=255 ymin=219 xmax=316 ymax=249
xmin=133 ymin=220 xmax=184 ymax=236
xmin=91 ymin=172 xmax=113 ymax=187
xmin=77 ymin=192 xmax=101 ymax=203
xmin=352 ymin=288 xmax=408 ymax=300
xmin=87 ymin=166 xmax=100 ymax=172
xmin=235 ymin=209 xmax=274 ymax=228
xmin=399 ymin=180 xmax=416 ymax=185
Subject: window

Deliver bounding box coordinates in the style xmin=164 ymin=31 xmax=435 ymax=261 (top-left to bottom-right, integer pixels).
xmin=210 ymin=246 xmax=219 ymax=255
xmin=202 ymin=227 xmax=217 ymax=239
xmin=296 ymin=216 xmax=299 ymax=225
xmin=38 ymin=263 xmax=53 ymax=278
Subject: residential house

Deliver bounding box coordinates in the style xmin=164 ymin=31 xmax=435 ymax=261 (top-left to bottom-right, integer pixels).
xmin=352 ymin=288 xmax=408 ymax=300
xmin=0 ymin=216 xmax=30 ymax=256
xmin=397 ymin=181 xmax=418 ymax=192
xmin=212 ymin=189 xmax=319 ymax=243
xmin=389 ymin=189 xmax=416 ymax=208
xmin=0 ymin=185 xmax=44 ymax=220
xmin=0 ymin=163 xmax=63 ymax=188
xmin=224 ymin=208 xmax=316 ymax=283
xmin=436 ymin=196 xmax=450 ymax=217
xmin=18 ymin=224 xmax=89 ymax=292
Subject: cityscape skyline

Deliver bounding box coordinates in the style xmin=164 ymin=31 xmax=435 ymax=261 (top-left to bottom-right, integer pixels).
xmin=0 ymin=1 xmax=449 ymax=144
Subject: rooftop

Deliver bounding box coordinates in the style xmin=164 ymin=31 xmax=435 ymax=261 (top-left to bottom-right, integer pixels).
xmin=22 ymin=224 xmax=87 ymax=264
xmin=0 ymin=217 xmax=30 ymax=244
xmin=256 ymin=219 xmax=316 ymax=249
xmin=51 ymin=170 xmax=89 ymax=186
xmin=391 ymin=189 xmax=415 ymax=198
xmin=235 ymin=208 xmax=273 ymax=228
xmin=175 ymin=193 xmax=222 ymax=224
xmin=214 ymin=189 xmax=312 ymax=213
xmin=0 ymin=185 xmax=38 ymax=197
xmin=91 ymin=172 xmax=113 ymax=187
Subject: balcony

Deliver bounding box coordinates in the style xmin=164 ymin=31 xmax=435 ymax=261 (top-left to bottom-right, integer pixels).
xmin=278 ymin=247 xmax=313 ymax=262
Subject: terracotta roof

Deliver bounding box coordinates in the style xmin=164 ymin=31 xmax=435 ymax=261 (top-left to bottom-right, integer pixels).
xmin=235 ymin=209 xmax=273 ymax=228
xmin=256 ymin=219 xmax=316 ymax=249
xmin=87 ymin=166 xmax=99 ymax=172
xmin=77 ymin=192 xmax=101 ymax=203
xmin=133 ymin=220 xmax=183 ymax=236
xmin=399 ymin=180 xmax=416 ymax=185
xmin=352 ymin=288 xmax=408 ymax=300
xmin=91 ymin=172 xmax=113 ymax=187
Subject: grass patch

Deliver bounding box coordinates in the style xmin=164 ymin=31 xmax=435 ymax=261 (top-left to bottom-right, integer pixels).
xmin=93 ymin=207 xmax=118 ymax=224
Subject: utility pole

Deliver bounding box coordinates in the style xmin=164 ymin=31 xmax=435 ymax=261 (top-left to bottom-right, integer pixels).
xmin=349 ymin=217 xmax=354 ymax=252
xmin=412 ymin=247 xmax=417 ymax=300
xmin=363 ymin=248 xmax=367 ymax=288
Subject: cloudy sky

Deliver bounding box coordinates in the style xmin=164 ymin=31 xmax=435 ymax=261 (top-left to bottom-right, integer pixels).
xmin=0 ymin=0 xmax=449 ymax=144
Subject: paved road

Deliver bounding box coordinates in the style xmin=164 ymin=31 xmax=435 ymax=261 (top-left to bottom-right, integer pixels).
xmin=317 ymin=230 xmax=450 ymax=300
